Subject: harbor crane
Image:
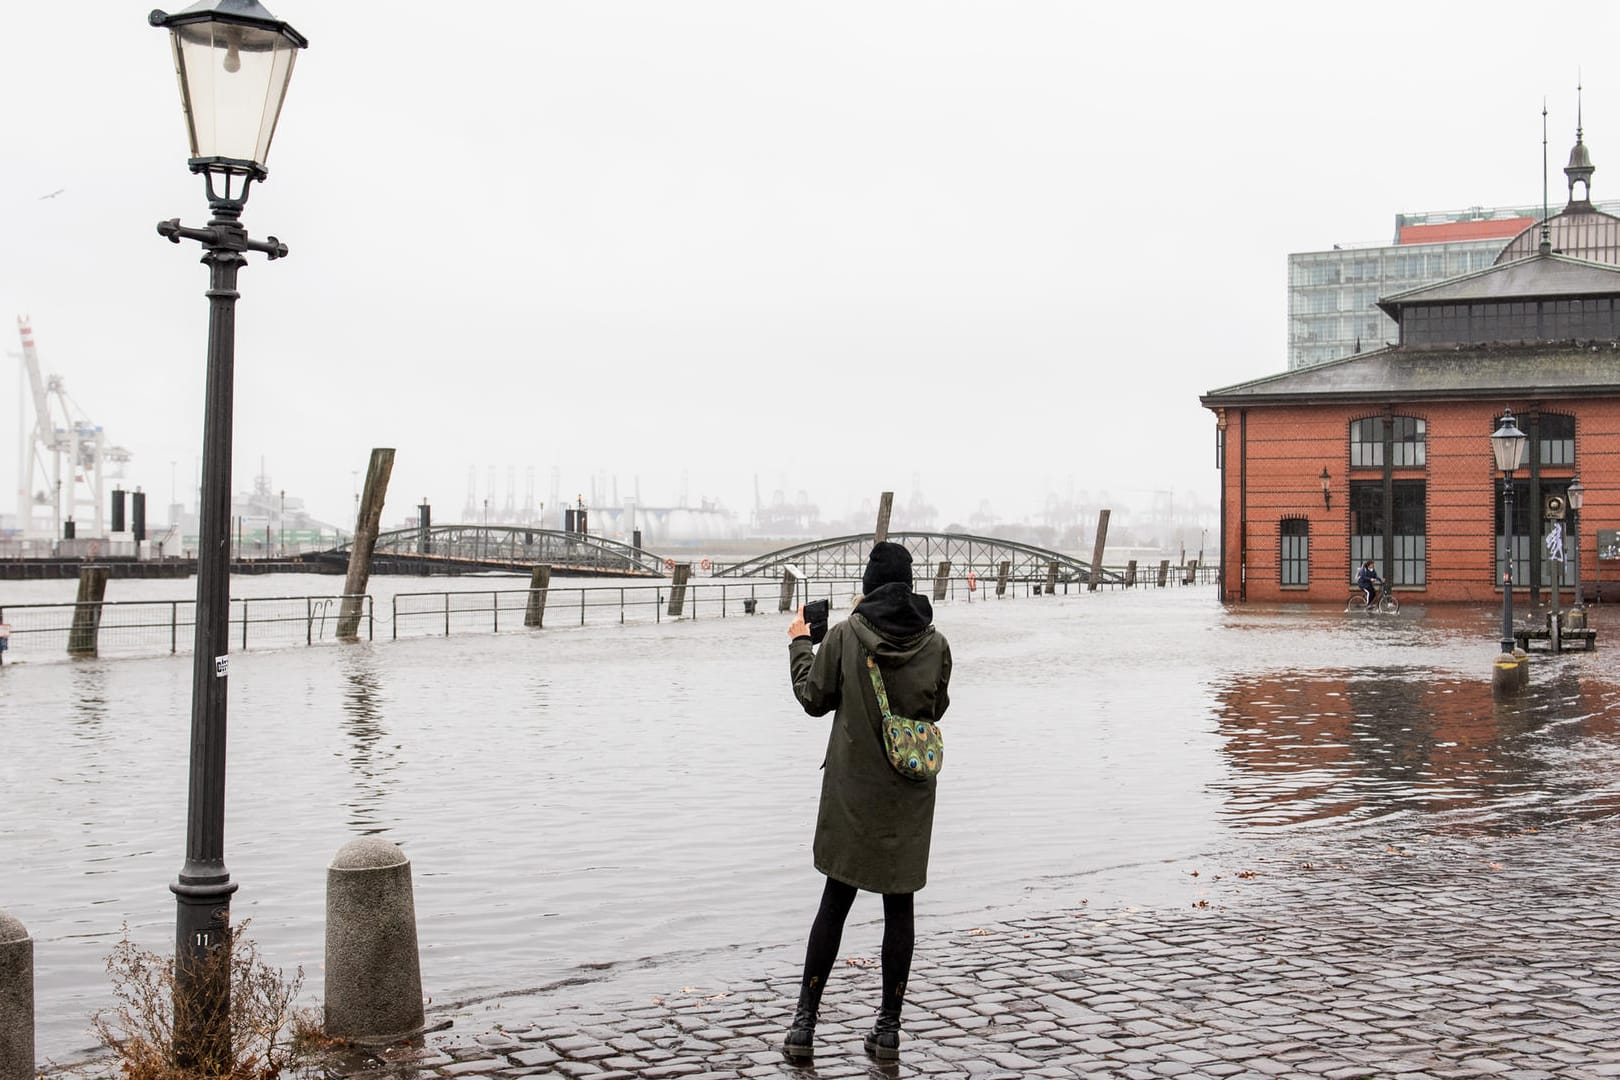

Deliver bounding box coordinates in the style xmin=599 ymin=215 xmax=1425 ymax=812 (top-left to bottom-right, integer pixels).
xmin=16 ymin=316 xmax=131 ymax=538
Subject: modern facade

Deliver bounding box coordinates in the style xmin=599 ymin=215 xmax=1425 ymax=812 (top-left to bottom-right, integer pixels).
xmin=1204 ymin=250 xmax=1620 ymax=606
xmin=1287 ymin=125 xmax=1620 ymax=370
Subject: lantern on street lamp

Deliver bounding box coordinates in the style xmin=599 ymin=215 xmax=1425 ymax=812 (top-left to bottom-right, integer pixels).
xmin=150 ymin=0 xmax=307 ymax=1066
xmin=1491 ymin=408 xmax=1529 ymax=653
xmin=1320 ymin=467 xmax=1332 ymax=509
xmin=1567 ymin=476 xmax=1586 ymax=622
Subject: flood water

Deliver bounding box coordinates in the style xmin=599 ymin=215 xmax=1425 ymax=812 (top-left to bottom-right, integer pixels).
xmin=3 ymin=580 xmax=1619 ymax=1060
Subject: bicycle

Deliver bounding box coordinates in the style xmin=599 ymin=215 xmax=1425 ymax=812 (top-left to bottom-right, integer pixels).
xmin=1346 ymin=583 xmax=1399 ymax=614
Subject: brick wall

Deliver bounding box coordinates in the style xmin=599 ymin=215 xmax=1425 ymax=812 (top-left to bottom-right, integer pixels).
xmin=1216 ymin=399 xmax=1620 ymax=604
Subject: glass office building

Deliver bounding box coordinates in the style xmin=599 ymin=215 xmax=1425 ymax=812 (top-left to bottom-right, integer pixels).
xmin=1287 ymin=196 xmax=1620 ymax=370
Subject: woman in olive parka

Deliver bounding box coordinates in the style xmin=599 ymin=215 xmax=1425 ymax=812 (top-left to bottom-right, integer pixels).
xmin=781 ymin=541 xmax=952 ymax=1062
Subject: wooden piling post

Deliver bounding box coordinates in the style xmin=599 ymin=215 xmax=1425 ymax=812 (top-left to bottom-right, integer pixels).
xmin=523 ymin=565 xmax=552 ymax=628
xmin=1044 ymin=560 xmax=1059 ymax=596
xmin=668 ymin=563 xmax=692 ymax=617
xmin=996 ymin=559 xmax=1010 ymax=598
xmin=1183 ymin=559 xmax=1198 ymax=586
xmin=339 ymin=449 xmax=395 ymax=641
xmin=934 ymin=560 xmax=951 ymax=601
xmin=1087 ymin=509 xmax=1111 ymax=591
xmin=1157 ymin=559 xmax=1170 ymax=587
xmin=874 ymin=492 xmax=894 ymax=543
xmin=779 ymin=569 xmax=799 ymax=613
xmin=1124 ymin=559 xmax=1138 ymax=587
xmin=67 ymin=566 xmax=109 ymax=657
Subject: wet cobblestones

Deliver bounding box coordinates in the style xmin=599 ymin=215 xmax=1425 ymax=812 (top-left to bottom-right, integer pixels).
xmin=325 ymin=822 xmax=1620 ymax=1079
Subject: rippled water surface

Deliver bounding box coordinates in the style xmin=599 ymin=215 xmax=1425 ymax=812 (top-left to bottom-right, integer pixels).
xmin=3 ymin=581 xmax=1619 ymax=1058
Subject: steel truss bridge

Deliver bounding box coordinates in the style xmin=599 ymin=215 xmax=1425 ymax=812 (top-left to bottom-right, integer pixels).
xmin=716 ymin=532 xmax=1122 ymax=585
xmin=315 ymin=524 xmax=666 ymax=577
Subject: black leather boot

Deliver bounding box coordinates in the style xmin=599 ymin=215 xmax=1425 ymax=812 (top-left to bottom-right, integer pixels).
xmin=863 ymin=1008 xmax=902 ymax=1059
xmin=782 ymin=995 xmax=818 ymax=1062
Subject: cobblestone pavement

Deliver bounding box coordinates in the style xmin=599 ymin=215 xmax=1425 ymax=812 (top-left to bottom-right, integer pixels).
xmin=330 ymin=822 xmax=1620 ymax=1080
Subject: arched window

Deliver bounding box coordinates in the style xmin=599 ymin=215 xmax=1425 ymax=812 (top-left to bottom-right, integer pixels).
xmin=1349 ymin=415 xmax=1426 ymax=468
xmin=1541 ymin=413 xmax=1575 ymax=466
xmin=1349 ymin=417 xmax=1382 ymax=467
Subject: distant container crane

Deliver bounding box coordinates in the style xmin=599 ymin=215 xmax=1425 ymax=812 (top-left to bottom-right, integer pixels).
xmin=15 ymin=317 xmax=131 ymax=538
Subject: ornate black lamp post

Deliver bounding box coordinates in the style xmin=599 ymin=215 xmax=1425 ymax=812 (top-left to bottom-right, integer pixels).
xmin=1567 ymin=476 xmax=1586 ymax=625
xmin=149 ymin=0 xmax=307 ymax=1063
xmin=1492 ymin=408 xmax=1528 ymax=654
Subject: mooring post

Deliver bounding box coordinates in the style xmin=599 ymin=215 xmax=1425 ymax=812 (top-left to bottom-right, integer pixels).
xmin=933 ymin=560 xmax=950 ymax=602
xmin=668 ymin=563 xmax=692 ymax=617
xmin=0 ymin=911 xmax=32 ymax=1080
xmin=524 ymin=565 xmax=552 ymax=628
xmin=1042 ymin=560 xmax=1057 ymax=596
xmin=996 ymin=559 xmax=1010 ymax=598
xmin=324 ymin=838 xmax=424 ymax=1045
xmin=1157 ymin=559 xmax=1170 ymax=587
xmin=779 ymin=567 xmax=800 ymax=613
xmin=1184 ymin=559 xmax=1199 ymax=586
xmin=339 ymin=449 xmax=395 ymax=641
xmin=874 ymin=492 xmax=894 ymax=543
xmin=1124 ymin=559 xmax=1138 ymax=587
xmin=67 ymin=565 xmax=109 ymax=657
xmin=1087 ymin=509 xmax=1110 ymax=591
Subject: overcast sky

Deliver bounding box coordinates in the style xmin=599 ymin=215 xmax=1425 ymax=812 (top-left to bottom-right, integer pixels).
xmin=3 ymin=2 xmax=1616 ymax=531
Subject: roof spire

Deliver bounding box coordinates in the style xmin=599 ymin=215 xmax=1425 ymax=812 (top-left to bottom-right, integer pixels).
xmin=1542 ymin=99 xmax=1552 ymax=254
xmin=1566 ymin=77 xmax=1596 ymax=207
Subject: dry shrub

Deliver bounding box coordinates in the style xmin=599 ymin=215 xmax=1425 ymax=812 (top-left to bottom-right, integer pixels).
xmin=89 ymin=923 xmax=318 ymax=1080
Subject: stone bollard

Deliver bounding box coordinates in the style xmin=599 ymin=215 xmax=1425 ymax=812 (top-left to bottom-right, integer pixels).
xmin=1514 ymin=647 xmax=1530 ymax=689
xmin=325 ymin=838 xmax=424 ymax=1044
xmin=0 ymin=910 xmax=33 ymax=1080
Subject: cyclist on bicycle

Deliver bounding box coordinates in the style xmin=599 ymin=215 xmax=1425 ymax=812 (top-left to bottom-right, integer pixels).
xmin=1356 ymin=560 xmax=1383 ymax=608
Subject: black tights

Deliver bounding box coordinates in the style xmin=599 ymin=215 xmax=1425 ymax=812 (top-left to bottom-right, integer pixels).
xmin=797 ymin=877 xmax=914 ymax=1016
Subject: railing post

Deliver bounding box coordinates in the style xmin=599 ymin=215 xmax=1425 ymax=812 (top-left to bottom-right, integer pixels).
xmin=620 ymin=588 xmax=625 ymax=625
xmin=369 ymin=597 xmax=374 ymax=642
xmin=308 ymin=597 xmax=314 ymax=646
xmin=171 ymin=601 xmax=178 ymax=654
xmin=492 ymin=591 xmax=499 ymax=634
xmin=241 ymin=597 xmax=249 ymax=650
xmin=444 ymin=593 xmax=450 ymax=637
xmin=392 ymin=596 xmax=398 ymax=641
xmin=580 ymin=590 xmax=585 ymax=626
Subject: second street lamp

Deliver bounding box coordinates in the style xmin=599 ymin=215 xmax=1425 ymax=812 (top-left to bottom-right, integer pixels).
xmin=150 ymin=0 xmax=307 ymax=1065
xmin=1568 ymin=476 xmax=1586 ymax=626
xmin=1491 ymin=408 xmax=1529 ymax=654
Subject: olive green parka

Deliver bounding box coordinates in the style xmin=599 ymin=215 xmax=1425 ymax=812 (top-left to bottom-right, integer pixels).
xmin=788 ymin=585 xmax=952 ymax=894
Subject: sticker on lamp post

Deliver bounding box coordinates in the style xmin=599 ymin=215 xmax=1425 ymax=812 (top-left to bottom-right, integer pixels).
xmin=214 ymin=655 xmax=229 ymax=678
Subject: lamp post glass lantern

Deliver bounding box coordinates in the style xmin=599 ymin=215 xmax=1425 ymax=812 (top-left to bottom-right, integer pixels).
xmin=1492 ymin=408 xmax=1529 ymax=653
xmin=150 ymin=0 xmax=306 ymax=1064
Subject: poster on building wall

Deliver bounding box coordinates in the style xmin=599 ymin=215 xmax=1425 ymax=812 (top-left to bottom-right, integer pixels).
xmin=1599 ymin=529 xmax=1620 ymax=561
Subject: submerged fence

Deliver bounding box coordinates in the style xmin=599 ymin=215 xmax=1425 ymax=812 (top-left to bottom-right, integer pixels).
xmin=0 ymin=563 xmax=1215 ymax=664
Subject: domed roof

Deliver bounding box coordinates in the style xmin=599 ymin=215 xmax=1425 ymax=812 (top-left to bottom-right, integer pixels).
xmin=1498 ymin=123 xmax=1613 ymax=264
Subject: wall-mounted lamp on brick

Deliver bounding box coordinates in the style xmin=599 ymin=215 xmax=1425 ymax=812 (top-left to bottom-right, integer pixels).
xmin=1321 ymin=467 xmax=1332 ymax=509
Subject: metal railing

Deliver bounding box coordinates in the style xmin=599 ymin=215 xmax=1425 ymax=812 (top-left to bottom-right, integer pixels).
xmin=0 ymin=593 xmax=372 ymax=662
xmin=0 ymin=566 xmax=1218 ymax=663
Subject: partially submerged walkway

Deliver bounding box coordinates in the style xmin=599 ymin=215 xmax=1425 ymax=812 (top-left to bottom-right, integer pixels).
xmin=329 ymin=822 xmax=1620 ymax=1079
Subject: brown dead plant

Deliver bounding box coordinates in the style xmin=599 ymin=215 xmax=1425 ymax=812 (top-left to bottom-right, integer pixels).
xmin=89 ymin=922 xmax=318 ymax=1080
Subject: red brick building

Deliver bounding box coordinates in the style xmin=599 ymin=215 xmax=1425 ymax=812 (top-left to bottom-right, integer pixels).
xmin=1203 ymin=251 xmax=1620 ymax=605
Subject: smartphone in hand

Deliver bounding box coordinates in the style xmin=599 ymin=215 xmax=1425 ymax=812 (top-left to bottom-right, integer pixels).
xmin=803 ymin=599 xmax=830 ymax=645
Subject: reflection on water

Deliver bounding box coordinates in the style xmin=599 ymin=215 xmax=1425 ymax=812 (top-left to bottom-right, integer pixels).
xmin=339 ymin=652 xmax=398 ymax=835
xmin=1213 ymin=662 xmax=1620 ymax=830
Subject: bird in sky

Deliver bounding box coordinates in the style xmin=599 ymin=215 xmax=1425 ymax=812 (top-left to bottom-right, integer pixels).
xmin=38 ymin=188 xmax=65 ymax=200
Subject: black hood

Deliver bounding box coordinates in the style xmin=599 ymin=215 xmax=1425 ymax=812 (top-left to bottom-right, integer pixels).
xmin=852 ymin=582 xmax=934 ymax=649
